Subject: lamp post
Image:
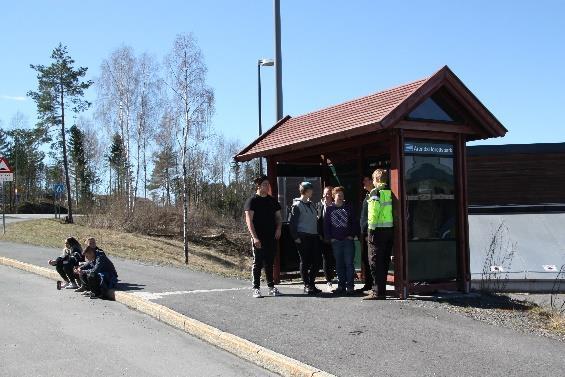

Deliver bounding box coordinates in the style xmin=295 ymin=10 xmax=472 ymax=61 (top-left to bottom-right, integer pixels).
xmin=257 ymin=58 xmax=274 ymax=175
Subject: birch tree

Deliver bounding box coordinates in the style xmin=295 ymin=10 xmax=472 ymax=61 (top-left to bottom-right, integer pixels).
xmin=134 ymin=53 xmax=161 ymax=201
xmin=96 ymin=46 xmax=139 ymax=208
xmin=164 ymin=33 xmax=214 ymax=264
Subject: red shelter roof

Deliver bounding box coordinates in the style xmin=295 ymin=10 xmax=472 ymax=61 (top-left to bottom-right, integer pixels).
xmin=235 ymin=66 xmax=506 ymax=161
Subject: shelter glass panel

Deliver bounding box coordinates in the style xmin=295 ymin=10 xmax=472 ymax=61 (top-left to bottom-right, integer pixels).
xmin=404 ymin=140 xmax=458 ymax=282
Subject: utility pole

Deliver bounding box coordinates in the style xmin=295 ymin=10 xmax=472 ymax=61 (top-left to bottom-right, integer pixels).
xmin=274 ymin=0 xmax=283 ymax=121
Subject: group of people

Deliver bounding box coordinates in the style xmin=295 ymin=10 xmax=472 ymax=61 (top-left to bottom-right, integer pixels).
xmin=48 ymin=237 xmax=118 ymax=300
xmin=244 ymin=168 xmax=394 ymax=300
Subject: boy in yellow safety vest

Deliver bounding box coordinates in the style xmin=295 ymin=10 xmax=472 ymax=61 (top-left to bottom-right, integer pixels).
xmin=363 ymin=169 xmax=394 ymax=300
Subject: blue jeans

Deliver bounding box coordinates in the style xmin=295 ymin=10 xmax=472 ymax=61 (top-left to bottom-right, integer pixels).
xmin=331 ymin=239 xmax=355 ymax=290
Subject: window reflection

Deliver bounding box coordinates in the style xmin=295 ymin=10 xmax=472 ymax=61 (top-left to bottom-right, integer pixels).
xmin=405 ymin=155 xmax=457 ymax=241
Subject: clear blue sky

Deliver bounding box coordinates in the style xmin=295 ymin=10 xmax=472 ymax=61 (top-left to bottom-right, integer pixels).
xmin=1 ymin=0 xmax=564 ymax=147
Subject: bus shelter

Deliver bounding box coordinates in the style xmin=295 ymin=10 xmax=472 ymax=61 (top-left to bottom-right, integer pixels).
xmin=235 ymin=66 xmax=507 ymax=298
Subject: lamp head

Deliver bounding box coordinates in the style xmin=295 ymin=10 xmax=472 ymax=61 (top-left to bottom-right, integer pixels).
xmin=258 ymin=58 xmax=274 ymax=67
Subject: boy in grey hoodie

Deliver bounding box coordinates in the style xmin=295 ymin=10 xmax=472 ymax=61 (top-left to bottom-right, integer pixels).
xmin=289 ymin=181 xmax=322 ymax=294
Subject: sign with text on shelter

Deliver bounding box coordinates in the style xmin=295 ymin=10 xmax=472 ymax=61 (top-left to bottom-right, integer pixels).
xmin=404 ymin=141 xmax=454 ymax=156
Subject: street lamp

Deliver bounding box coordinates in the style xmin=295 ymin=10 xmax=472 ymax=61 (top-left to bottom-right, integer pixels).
xmin=257 ymin=58 xmax=274 ymax=175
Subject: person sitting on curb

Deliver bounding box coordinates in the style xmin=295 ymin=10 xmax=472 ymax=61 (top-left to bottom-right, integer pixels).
xmin=48 ymin=237 xmax=83 ymax=290
xmin=289 ymin=181 xmax=322 ymax=295
xmin=76 ymin=245 xmax=118 ymax=299
xmin=75 ymin=247 xmax=96 ymax=295
xmin=324 ymin=186 xmax=357 ymax=295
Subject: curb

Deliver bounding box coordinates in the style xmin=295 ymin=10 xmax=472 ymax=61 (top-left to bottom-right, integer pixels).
xmin=0 ymin=256 xmax=335 ymax=377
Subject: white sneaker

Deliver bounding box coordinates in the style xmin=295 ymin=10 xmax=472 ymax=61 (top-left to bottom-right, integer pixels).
xmin=61 ymin=281 xmax=70 ymax=289
xmin=66 ymin=282 xmax=78 ymax=289
xmin=326 ymin=282 xmax=333 ymax=292
xmin=252 ymin=288 xmax=262 ymax=298
xmin=269 ymin=287 xmax=281 ymax=296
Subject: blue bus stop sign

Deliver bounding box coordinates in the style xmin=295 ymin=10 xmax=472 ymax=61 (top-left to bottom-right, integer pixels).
xmin=53 ymin=184 xmax=65 ymax=195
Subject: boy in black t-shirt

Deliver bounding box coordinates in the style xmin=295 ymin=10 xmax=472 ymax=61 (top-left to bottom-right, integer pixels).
xmin=244 ymin=175 xmax=282 ymax=298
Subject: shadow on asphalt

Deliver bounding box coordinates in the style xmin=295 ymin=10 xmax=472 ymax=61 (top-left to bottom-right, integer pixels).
xmin=415 ymin=292 xmax=534 ymax=311
xmin=115 ymin=282 xmax=146 ymax=291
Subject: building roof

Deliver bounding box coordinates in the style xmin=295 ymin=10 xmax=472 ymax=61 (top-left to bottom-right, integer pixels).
xmin=235 ymin=66 xmax=507 ymax=161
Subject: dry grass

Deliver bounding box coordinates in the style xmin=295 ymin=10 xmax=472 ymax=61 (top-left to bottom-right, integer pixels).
xmin=0 ymin=219 xmax=251 ymax=279
xmin=529 ymin=306 xmax=565 ymax=336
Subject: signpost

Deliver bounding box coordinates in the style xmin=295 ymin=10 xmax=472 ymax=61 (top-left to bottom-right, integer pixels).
xmin=53 ymin=183 xmax=65 ymax=219
xmin=0 ymin=157 xmax=14 ymax=234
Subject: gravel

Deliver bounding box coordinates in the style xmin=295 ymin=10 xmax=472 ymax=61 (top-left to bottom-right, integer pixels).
xmin=400 ymin=291 xmax=565 ymax=342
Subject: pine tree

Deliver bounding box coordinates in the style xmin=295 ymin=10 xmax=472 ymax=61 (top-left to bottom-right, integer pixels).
xmin=69 ymin=125 xmax=94 ymax=208
xmin=27 ymin=43 xmax=93 ymax=223
xmin=108 ymin=133 xmax=127 ymax=195
xmin=0 ymin=128 xmax=10 ymax=156
xmin=148 ymin=147 xmax=177 ymax=206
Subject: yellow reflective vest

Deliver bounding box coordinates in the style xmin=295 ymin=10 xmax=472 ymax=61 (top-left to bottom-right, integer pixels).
xmin=367 ymin=185 xmax=393 ymax=230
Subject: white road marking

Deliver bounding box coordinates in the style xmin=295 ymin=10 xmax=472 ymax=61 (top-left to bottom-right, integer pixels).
xmin=131 ymin=287 xmax=249 ymax=300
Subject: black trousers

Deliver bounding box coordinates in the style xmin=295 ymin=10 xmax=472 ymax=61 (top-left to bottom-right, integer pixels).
xmin=296 ymin=233 xmax=321 ymax=288
xmin=360 ymin=233 xmax=373 ymax=288
xmin=320 ymin=240 xmax=335 ymax=283
xmin=368 ymin=228 xmax=394 ymax=296
xmin=56 ymin=258 xmax=77 ymax=284
xmin=252 ymin=239 xmax=275 ymax=289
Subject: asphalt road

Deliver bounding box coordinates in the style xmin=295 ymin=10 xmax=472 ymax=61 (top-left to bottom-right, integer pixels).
xmin=0 ymin=265 xmax=276 ymax=377
xmin=2 ymin=241 xmax=565 ymax=377
xmin=1 ymin=213 xmax=55 ymax=225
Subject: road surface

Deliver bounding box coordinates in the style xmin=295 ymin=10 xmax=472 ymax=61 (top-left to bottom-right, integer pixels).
xmin=2 ymin=241 xmax=565 ymax=377
xmin=0 ymin=264 xmax=276 ymax=377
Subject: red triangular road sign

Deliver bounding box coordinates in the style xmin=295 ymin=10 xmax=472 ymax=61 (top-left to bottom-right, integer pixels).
xmin=0 ymin=157 xmax=13 ymax=173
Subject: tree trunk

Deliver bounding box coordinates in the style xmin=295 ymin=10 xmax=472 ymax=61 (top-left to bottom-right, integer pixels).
xmin=60 ymin=84 xmax=73 ymax=223
xmin=182 ymin=99 xmax=190 ymax=265
xmin=143 ymin=136 xmax=147 ymax=199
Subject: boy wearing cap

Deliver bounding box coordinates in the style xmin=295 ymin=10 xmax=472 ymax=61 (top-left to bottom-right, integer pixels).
xmin=289 ymin=181 xmax=322 ymax=294
xmin=244 ymin=175 xmax=283 ymax=298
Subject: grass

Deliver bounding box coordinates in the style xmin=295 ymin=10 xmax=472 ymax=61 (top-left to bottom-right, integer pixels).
xmin=530 ymin=306 xmax=565 ymax=336
xmin=0 ymin=218 xmax=251 ymax=279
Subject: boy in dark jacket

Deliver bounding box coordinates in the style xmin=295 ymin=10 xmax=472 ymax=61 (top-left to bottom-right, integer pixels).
xmin=76 ymin=246 xmax=118 ymax=299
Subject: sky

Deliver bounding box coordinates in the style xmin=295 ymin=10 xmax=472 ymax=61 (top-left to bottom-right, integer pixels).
xmin=0 ymin=0 xmax=564 ymax=148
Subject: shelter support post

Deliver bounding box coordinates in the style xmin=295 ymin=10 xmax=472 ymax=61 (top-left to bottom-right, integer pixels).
xmin=267 ymin=158 xmax=282 ymax=284
xmin=456 ymin=134 xmax=471 ymax=292
xmin=390 ymin=129 xmax=408 ymax=299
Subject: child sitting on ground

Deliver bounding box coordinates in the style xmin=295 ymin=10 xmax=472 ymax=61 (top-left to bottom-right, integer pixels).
xmin=75 ymin=245 xmax=118 ymax=299
xmin=48 ymin=237 xmax=83 ymax=289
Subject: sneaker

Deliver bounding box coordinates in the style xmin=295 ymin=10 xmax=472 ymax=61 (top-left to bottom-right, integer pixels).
xmin=252 ymin=288 xmax=262 ymax=298
xmin=82 ymin=291 xmax=91 ymax=296
xmin=362 ymin=291 xmax=386 ymax=300
xmin=60 ymin=281 xmax=70 ymax=289
xmin=268 ymin=287 xmax=281 ymax=296
xmin=75 ymin=286 xmax=87 ymax=293
xmin=326 ymin=282 xmax=333 ymax=292
xmin=303 ymin=286 xmax=313 ymax=294
xmin=66 ymin=282 xmax=78 ymax=289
